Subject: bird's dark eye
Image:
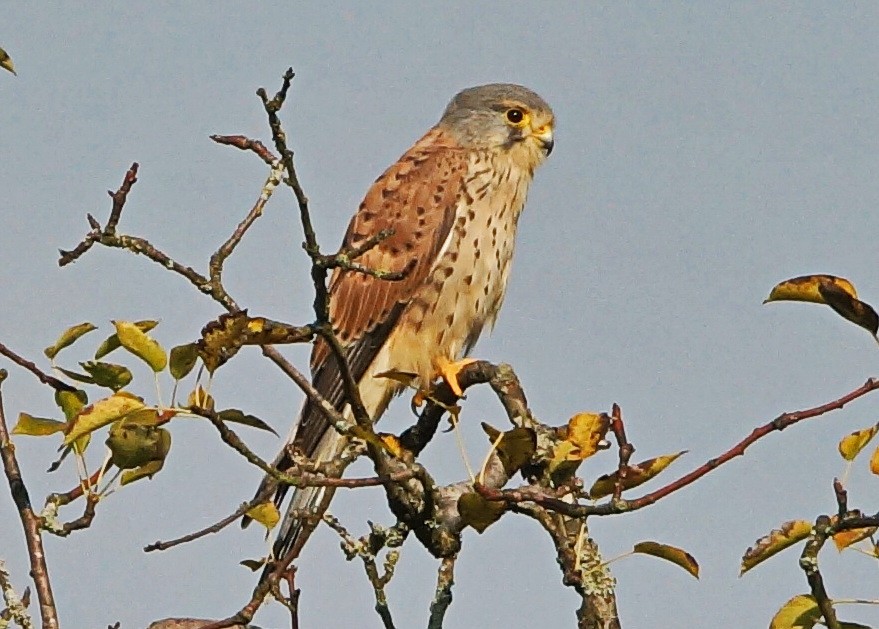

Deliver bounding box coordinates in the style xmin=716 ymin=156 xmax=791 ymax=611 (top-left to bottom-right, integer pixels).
xmin=505 ymin=108 xmax=525 ymax=124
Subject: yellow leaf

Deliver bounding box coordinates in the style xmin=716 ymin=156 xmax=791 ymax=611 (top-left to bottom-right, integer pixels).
xmin=740 ymin=520 xmax=812 ymax=575
xmin=764 ymin=275 xmax=879 ymax=337
xmin=589 ymin=451 xmax=687 ymax=499
xmin=63 ymin=391 xmax=146 ymax=445
xmin=564 ymin=412 xmax=610 ymax=459
xmin=94 ymin=320 xmax=158 ymax=360
xmin=838 ymin=424 xmax=879 ymax=461
xmin=819 ymin=282 xmax=879 ymax=337
xmin=242 ymin=316 xmax=311 ymax=346
xmin=12 ymin=413 xmax=66 ymax=437
xmin=106 ymin=421 xmax=171 ymax=470
xmin=120 ymin=408 xmax=164 ymax=426
xmin=197 ymin=311 xmax=249 ymax=373
xmin=871 ymin=444 xmax=879 ymax=476
xmin=54 ymin=389 xmax=88 ymax=421
xmin=0 ymin=46 xmax=16 ymax=75
xmin=765 ymin=275 xmax=858 ymax=304
xmin=633 ymin=541 xmax=699 ymax=579
xmin=769 ymin=594 xmax=821 ymax=629
xmin=44 ymin=322 xmax=97 ymax=359
xmin=457 ymin=492 xmax=505 ymax=533
xmin=481 ymin=423 xmax=537 ymax=476
xmin=832 ymin=526 xmax=877 ymax=552
xmin=187 ymin=386 xmax=215 ymax=412
xmin=169 ymin=343 xmax=199 ymax=380
xmin=113 ymin=320 xmax=167 ymax=372
xmin=246 ymin=502 xmax=281 ymax=530
xmin=547 ymin=412 xmax=610 ymax=485
xmin=546 ymin=442 xmax=584 ymax=485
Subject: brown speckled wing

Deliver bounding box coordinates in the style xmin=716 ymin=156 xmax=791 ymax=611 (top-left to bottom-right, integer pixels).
xmin=295 ymin=127 xmax=467 ymax=456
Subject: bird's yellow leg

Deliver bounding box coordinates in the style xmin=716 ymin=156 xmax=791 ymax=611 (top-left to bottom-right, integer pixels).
xmin=434 ymin=356 xmax=478 ymax=398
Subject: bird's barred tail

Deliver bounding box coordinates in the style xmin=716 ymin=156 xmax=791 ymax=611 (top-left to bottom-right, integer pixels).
xmin=268 ymin=427 xmax=342 ymax=566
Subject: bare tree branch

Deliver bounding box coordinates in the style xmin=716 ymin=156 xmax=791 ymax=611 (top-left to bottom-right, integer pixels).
xmin=427 ymin=556 xmax=456 ymax=629
xmin=0 ymin=343 xmax=76 ymax=392
xmin=0 ymin=370 xmax=59 ymax=629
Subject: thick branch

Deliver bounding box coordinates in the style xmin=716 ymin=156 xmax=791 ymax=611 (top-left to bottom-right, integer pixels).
xmin=0 ymin=371 xmax=59 ymax=629
xmin=800 ymin=515 xmax=840 ymax=629
xmin=427 ymin=556 xmax=456 ymax=629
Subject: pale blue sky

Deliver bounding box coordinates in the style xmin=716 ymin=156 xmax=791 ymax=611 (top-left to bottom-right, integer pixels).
xmin=2 ymin=3 xmax=879 ymax=628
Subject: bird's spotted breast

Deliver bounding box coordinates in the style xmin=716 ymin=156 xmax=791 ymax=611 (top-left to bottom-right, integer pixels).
xmin=383 ymin=150 xmax=532 ymax=387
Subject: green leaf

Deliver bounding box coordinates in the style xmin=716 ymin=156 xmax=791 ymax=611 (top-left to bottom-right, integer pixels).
xmin=113 ymin=320 xmax=167 ymax=372
xmin=457 ymin=492 xmax=505 ymax=533
xmin=12 ymin=413 xmax=66 ymax=437
xmin=106 ymin=421 xmax=171 ymax=470
xmin=55 ymin=366 xmax=96 ymax=385
xmin=120 ymin=458 xmax=166 ymax=486
xmin=54 ymin=389 xmax=88 ymax=421
xmin=633 ymin=541 xmax=699 ymax=579
xmin=481 ymin=422 xmax=536 ymax=476
xmin=94 ymin=320 xmax=159 ymax=359
xmin=63 ymin=391 xmax=146 ymax=445
xmin=169 ymin=343 xmax=199 ymax=380
xmin=240 ymin=558 xmax=267 ymax=572
xmin=217 ymin=409 xmax=278 ymax=435
xmin=120 ymin=408 xmax=168 ymax=427
xmin=44 ymin=322 xmax=97 ymax=360
xmin=769 ymin=595 xmax=821 ymax=629
xmin=80 ymin=361 xmax=133 ymax=391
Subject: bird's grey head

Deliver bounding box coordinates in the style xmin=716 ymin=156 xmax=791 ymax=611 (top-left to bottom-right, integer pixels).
xmin=438 ymin=83 xmax=555 ymax=159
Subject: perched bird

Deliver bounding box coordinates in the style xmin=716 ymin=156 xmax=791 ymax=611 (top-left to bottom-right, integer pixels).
xmin=251 ymin=83 xmax=555 ymax=565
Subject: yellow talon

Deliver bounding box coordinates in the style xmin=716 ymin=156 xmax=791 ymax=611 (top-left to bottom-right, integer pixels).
xmin=411 ymin=389 xmax=427 ymax=412
xmin=435 ymin=357 xmax=478 ymax=398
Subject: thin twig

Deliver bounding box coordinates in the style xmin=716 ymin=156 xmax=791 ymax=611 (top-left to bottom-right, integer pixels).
xmin=284 ymin=568 xmax=300 ymax=629
xmin=481 ymin=377 xmax=879 ymax=519
xmin=58 ymin=162 xmax=239 ymax=311
xmin=609 ymin=403 xmax=634 ymax=501
xmin=0 ymin=343 xmax=76 ymax=392
xmin=257 ymin=69 xmax=373 ymax=432
xmin=833 ymin=478 xmax=848 ymax=519
xmin=208 ymin=163 xmax=285 ymax=306
xmin=104 ymin=162 xmax=138 ymax=234
xmin=0 ymin=561 xmax=33 ymax=629
xmin=41 ymin=494 xmax=99 ymax=537
xmin=0 ymin=370 xmax=60 ymax=629
xmin=144 ymin=491 xmax=273 ymax=552
xmin=314 ymin=229 xmax=408 ymax=281
xmin=147 ymin=464 xmax=420 ymax=553
xmin=210 ymin=134 xmax=278 ymax=166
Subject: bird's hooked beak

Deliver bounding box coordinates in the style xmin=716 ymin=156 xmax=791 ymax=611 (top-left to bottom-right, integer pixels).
xmin=533 ymin=122 xmax=554 ymax=156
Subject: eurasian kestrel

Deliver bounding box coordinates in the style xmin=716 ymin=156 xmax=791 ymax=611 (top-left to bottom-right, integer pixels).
xmin=251 ymin=83 xmax=554 ymax=563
